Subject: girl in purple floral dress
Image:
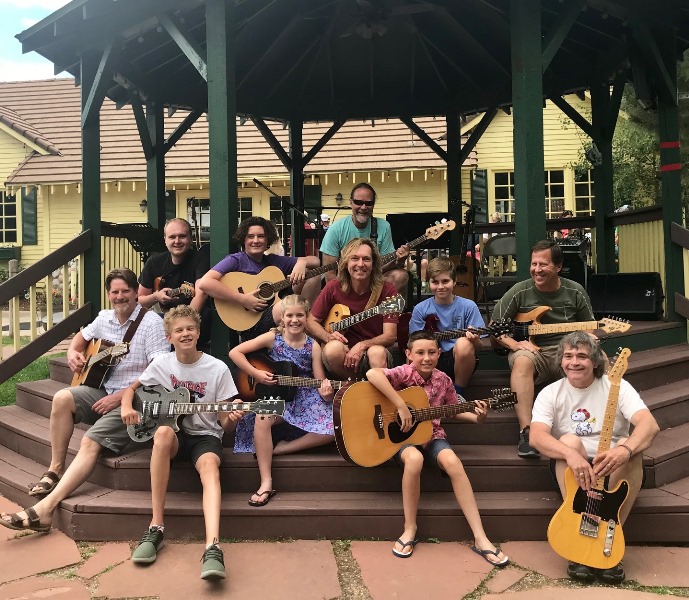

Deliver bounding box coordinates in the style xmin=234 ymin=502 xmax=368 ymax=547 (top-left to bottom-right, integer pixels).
xmin=230 ymin=295 xmax=334 ymax=506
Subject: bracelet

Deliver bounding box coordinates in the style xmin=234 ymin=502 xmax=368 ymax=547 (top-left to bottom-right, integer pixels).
xmin=619 ymin=443 xmax=633 ymax=459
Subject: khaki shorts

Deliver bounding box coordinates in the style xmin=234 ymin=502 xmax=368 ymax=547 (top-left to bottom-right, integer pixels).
xmin=68 ymin=385 xmax=134 ymax=454
xmin=507 ymin=345 xmax=562 ymax=385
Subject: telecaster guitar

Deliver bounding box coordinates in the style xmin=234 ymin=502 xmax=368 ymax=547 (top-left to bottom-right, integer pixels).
xmin=127 ymin=385 xmax=285 ymax=442
xmin=333 ymin=381 xmax=516 ymax=467
xmin=151 ymin=278 xmax=195 ymax=314
xmin=547 ymin=349 xmax=631 ymax=569
xmin=236 ymin=352 xmax=350 ymax=402
xmin=71 ymin=339 xmax=129 ymax=387
xmin=325 ymin=295 xmax=405 ymax=333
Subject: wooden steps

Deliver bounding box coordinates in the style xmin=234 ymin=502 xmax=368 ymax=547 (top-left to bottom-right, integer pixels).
xmin=2 ymin=324 xmax=689 ymax=542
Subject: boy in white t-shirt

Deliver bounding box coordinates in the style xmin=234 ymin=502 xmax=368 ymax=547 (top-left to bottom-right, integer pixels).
xmin=121 ymin=306 xmax=241 ymax=581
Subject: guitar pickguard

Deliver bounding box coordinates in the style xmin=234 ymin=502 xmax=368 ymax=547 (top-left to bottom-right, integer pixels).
xmin=572 ymin=482 xmax=629 ymax=524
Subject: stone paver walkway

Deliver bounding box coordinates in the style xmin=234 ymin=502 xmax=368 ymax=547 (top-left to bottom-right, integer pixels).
xmin=1 ymin=495 xmax=688 ymax=599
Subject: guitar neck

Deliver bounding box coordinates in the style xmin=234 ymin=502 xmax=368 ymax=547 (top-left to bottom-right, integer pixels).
xmin=271 ymin=262 xmax=338 ymax=293
xmin=91 ymin=346 xmax=120 ymax=364
xmin=170 ymin=400 xmax=264 ymax=415
xmin=333 ymin=304 xmax=385 ymax=332
xmin=274 ymin=375 xmax=346 ymax=390
xmin=411 ymin=399 xmax=481 ymax=422
xmin=594 ymin=381 xmax=621 ymax=488
xmin=528 ymin=320 xmax=601 ymax=336
xmin=380 ymin=232 xmax=429 ymax=265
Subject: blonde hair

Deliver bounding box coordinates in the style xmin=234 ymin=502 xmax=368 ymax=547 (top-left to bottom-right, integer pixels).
xmin=275 ymin=294 xmax=309 ymax=334
xmin=337 ymin=238 xmax=383 ymax=294
xmin=163 ymin=305 xmax=201 ymax=335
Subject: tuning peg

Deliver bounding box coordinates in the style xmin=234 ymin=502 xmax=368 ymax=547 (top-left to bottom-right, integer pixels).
xmin=441 ymin=218 xmax=447 ymax=223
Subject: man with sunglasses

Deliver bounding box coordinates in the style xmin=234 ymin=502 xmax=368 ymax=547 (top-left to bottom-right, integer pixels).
xmin=321 ymin=183 xmax=409 ymax=293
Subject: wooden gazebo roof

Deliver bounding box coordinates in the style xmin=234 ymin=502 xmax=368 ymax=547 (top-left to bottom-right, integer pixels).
xmin=16 ymin=0 xmax=689 ymax=122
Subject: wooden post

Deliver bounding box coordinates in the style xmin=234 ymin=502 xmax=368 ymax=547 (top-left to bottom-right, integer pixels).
xmin=446 ymin=113 xmax=462 ymax=255
xmin=206 ymin=0 xmax=237 ymax=358
xmin=511 ymin=0 xmax=545 ymax=278
xmin=146 ymin=100 xmax=166 ymax=232
xmin=290 ymin=120 xmax=305 ymax=256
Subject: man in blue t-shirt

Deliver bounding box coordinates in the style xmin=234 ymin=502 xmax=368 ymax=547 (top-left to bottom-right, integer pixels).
xmin=320 ymin=183 xmax=409 ymax=293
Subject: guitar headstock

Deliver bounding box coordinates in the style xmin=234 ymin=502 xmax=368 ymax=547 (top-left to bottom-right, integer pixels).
xmin=179 ymin=283 xmax=195 ymax=298
xmin=599 ymin=317 xmax=631 ymax=335
xmin=380 ymin=295 xmax=405 ymax=315
xmin=112 ymin=343 xmax=130 ymax=358
xmin=488 ymin=319 xmax=512 ymax=338
xmin=607 ymin=348 xmax=631 ymax=385
xmin=425 ymin=220 xmax=456 ymax=240
xmin=253 ymin=396 xmax=285 ymax=417
xmin=486 ymin=387 xmax=517 ymax=412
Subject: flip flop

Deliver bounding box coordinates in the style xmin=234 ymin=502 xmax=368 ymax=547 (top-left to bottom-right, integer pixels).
xmin=28 ymin=470 xmax=60 ymax=497
xmin=248 ymin=489 xmax=277 ymax=507
xmin=470 ymin=545 xmax=509 ymax=568
xmin=392 ymin=538 xmax=419 ymax=558
xmin=0 ymin=506 xmax=50 ymax=532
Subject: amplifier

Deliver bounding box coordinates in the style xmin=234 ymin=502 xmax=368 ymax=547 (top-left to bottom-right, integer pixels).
xmin=557 ymin=237 xmax=589 ymax=258
xmin=588 ymin=272 xmax=664 ymax=320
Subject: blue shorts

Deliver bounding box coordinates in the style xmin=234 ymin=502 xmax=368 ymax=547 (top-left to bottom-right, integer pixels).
xmin=394 ymin=438 xmax=454 ymax=471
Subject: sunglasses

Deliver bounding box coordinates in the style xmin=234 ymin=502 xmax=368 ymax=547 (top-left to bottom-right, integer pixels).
xmin=351 ymin=199 xmax=375 ymax=207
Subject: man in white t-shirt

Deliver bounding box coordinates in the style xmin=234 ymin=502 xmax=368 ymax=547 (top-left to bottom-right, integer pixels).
xmin=121 ymin=305 xmax=241 ymax=581
xmin=530 ymin=331 xmax=659 ymax=584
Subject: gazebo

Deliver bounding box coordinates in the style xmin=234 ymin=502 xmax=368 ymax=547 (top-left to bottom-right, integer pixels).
xmin=13 ymin=0 xmax=689 ymax=355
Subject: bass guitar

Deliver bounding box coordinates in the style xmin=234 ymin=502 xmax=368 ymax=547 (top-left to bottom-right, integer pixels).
xmin=151 ymin=278 xmax=195 ymax=314
xmin=127 ymin=385 xmax=285 ymax=442
xmin=547 ymin=349 xmax=631 ymax=569
xmin=333 ymin=381 xmax=517 ymax=467
xmin=235 ymin=352 xmax=350 ymax=402
xmin=492 ymin=306 xmax=631 ymax=354
xmin=71 ymin=339 xmax=130 ymax=387
xmin=214 ymin=220 xmax=454 ymax=332
xmin=325 ymin=295 xmax=405 ymax=334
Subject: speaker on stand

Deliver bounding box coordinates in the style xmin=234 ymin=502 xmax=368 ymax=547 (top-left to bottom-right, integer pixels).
xmin=558 ymin=238 xmax=589 ymax=290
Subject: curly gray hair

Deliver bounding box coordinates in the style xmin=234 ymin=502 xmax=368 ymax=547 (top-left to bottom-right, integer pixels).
xmin=557 ymin=331 xmax=606 ymax=379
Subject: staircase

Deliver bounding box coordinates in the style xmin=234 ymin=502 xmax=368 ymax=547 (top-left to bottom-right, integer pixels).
xmin=1 ymin=321 xmax=689 ymax=543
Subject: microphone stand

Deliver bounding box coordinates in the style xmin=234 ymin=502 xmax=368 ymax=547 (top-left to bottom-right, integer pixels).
xmin=252 ymin=177 xmax=313 ymax=224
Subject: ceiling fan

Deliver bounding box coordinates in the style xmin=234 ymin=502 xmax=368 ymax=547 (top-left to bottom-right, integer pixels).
xmin=339 ymin=0 xmax=435 ymax=40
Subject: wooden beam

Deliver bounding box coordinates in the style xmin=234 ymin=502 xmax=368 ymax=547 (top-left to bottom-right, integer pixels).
xmin=631 ymin=18 xmax=677 ymax=105
xmin=146 ymin=100 xmax=165 ymax=232
xmin=81 ymin=42 xmax=116 ymax=128
xmin=267 ymin=36 xmax=322 ymax=102
xmin=159 ymin=12 xmax=207 ymax=82
xmin=446 ymin=113 xmax=462 ymax=256
xmin=542 ymin=0 xmax=583 ymax=72
xmin=129 ymin=92 xmax=153 ymax=160
xmin=415 ymin=34 xmax=449 ymax=94
xmin=290 ymin=120 xmax=305 ymax=256
xmin=549 ymin=94 xmax=593 ymax=138
xmin=251 ymin=117 xmax=291 ymax=170
xmin=164 ymin=110 xmax=202 ymax=154
xmin=607 ymin=71 xmax=626 ymax=134
xmin=303 ymin=120 xmax=344 ymax=166
xmin=459 ymin=108 xmax=498 ymax=164
xmin=401 ymin=117 xmax=448 ymax=162
xmin=418 ymin=32 xmax=482 ymax=93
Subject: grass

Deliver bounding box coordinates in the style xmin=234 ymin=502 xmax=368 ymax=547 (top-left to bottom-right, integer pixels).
xmin=0 ymin=353 xmax=64 ymax=406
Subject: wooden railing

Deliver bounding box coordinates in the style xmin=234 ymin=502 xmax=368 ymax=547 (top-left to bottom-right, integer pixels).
xmin=0 ymin=231 xmax=93 ymax=383
xmin=101 ymin=222 xmax=146 ymax=309
xmin=670 ymin=221 xmax=689 ymax=329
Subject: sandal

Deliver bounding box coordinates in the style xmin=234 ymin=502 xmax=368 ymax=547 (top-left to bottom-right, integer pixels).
xmin=392 ymin=538 xmax=418 ymax=558
xmin=0 ymin=506 xmax=50 ymax=532
xmin=470 ymin=545 xmax=509 ymax=568
xmin=28 ymin=470 xmax=60 ymax=497
xmin=248 ymin=489 xmax=277 ymax=507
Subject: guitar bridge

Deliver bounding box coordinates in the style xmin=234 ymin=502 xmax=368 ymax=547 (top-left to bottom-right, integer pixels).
xmin=373 ymin=404 xmax=384 ymax=439
xmin=578 ymin=512 xmax=601 ymax=538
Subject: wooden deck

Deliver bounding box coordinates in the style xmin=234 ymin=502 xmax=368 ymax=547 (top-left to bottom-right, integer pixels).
xmin=1 ymin=320 xmax=689 ymax=542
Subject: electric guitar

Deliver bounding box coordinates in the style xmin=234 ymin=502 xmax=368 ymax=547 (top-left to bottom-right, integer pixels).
xmin=396 ymin=314 xmax=512 ymax=351
xmin=547 ymin=349 xmax=631 ymax=569
xmin=333 ymin=381 xmax=517 ymax=467
xmin=151 ymin=278 xmax=195 ymax=314
xmin=127 ymin=385 xmax=285 ymax=442
xmin=71 ymin=339 xmax=130 ymax=387
xmin=214 ymin=220 xmax=454 ymax=331
xmin=492 ymin=306 xmax=631 ymax=354
xmin=235 ymin=352 xmax=350 ymax=402
xmin=325 ymin=294 xmax=405 ymax=333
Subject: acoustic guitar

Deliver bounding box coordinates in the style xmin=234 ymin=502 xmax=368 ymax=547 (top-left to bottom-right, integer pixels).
xmin=491 ymin=306 xmax=631 ymax=354
xmin=127 ymin=385 xmax=285 ymax=442
xmin=451 ymin=206 xmax=479 ymax=301
xmin=325 ymin=295 xmax=405 ymax=333
xmin=547 ymin=349 xmax=631 ymax=569
xmin=333 ymin=381 xmax=517 ymax=467
xmin=71 ymin=339 xmax=130 ymax=387
xmin=151 ymin=278 xmax=195 ymax=314
xmin=214 ymin=220 xmax=454 ymax=331
xmin=235 ymin=352 xmax=350 ymax=402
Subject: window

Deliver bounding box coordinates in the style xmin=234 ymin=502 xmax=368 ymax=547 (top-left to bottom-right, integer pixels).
xmin=270 ymin=196 xmax=292 ymax=248
xmin=574 ymin=169 xmax=595 ymax=216
xmin=0 ymin=191 xmax=18 ymax=243
xmin=187 ymin=196 xmax=254 ymax=243
xmin=238 ymin=197 xmax=253 ymax=222
xmin=544 ymin=170 xmax=566 ymax=218
xmin=493 ymin=171 xmax=515 ymax=221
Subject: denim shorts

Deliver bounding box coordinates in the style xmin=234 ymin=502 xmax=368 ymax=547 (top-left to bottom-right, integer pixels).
xmin=394 ymin=438 xmax=454 ymax=471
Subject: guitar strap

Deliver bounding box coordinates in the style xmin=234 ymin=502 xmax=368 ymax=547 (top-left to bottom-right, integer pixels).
xmin=122 ymin=306 xmax=148 ymax=345
xmin=369 ymin=217 xmax=378 ymax=242
xmin=364 ymin=282 xmax=383 ymax=312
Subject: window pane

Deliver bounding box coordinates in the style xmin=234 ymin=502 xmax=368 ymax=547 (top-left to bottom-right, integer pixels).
xmin=495 ymin=172 xmax=508 ymax=186
xmin=495 ymin=187 xmax=509 ymax=200
xmin=5 ymin=231 xmax=16 ymax=243
xmin=551 ymin=184 xmax=565 ymax=198
xmin=549 ymin=170 xmax=564 ymax=183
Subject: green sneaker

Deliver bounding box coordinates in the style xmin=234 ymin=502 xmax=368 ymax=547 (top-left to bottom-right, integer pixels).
xmin=131 ymin=527 xmax=164 ymax=564
xmin=201 ymin=544 xmax=226 ymax=580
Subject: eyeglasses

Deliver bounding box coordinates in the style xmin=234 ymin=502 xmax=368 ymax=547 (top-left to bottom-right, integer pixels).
xmin=351 ymin=199 xmax=375 ymax=207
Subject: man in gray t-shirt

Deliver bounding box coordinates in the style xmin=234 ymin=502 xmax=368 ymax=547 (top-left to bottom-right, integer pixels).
xmin=491 ymin=240 xmax=595 ymax=459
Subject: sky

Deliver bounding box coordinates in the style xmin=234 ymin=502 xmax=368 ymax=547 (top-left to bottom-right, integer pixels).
xmin=0 ymin=0 xmax=72 ymax=82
